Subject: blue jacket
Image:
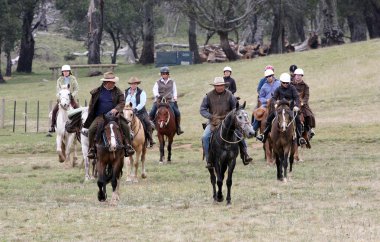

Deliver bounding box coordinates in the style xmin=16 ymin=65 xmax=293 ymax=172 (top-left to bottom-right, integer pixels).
xmin=259 ymin=80 xmax=281 ymax=107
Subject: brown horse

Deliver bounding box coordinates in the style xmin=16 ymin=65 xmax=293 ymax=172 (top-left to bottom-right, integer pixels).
xmin=294 ymin=106 xmax=314 ymax=162
xmin=96 ymin=117 xmax=124 ymax=205
xmin=155 ymin=100 xmax=176 ymax=163
xmin=123 ymin=103 xmax=147 ymax=182
xmin=270 ymin=99 xmax=297 ymax=182
xmin=254 ymin=100 xmax=275 ymax=165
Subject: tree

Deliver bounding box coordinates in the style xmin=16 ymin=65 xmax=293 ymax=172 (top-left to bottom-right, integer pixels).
xmin=320 ymin=0 xmax=344 ymax=46
xmin=140 ymin=0 xmax=155 ymax=65
xmin=16 ymin=0 xmax=40 ymax=73
xmin=87 ymin=0 xmax=104 ymax=64
xmin=364 ymin=0 xmax=380 ymax=39
xmin=188 ymin=15 xmax=202 ymax=64
xmin=338 ymin=0 xmax=367 ymax=42
xmin=179 ymin=0 xmax=257 ymax=61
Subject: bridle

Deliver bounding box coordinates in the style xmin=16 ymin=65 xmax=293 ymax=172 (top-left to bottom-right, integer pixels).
xmin=219 ymin=110 xmax=248 ymax=144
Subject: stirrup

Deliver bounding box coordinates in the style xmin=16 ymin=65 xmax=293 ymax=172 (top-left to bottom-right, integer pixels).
xmin=205 ymin=162 xmax=213 ymax=169
xmin=256 ymin=134 xmax=265 ymax=142
xmin=48 ymin=126 xmax=55 ymax=133
xmin=299 ymin=137 xmax=307 ymax=145
xmin=176 ymin=128 xmax=184 ymax=135
xmin=87 ymin=148 xmax=96 ymax=159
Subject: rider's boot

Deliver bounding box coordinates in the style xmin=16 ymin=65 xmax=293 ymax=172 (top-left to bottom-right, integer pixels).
xmin=49 ymin=104 xmax=59 ymax=133
xmin=239 ymin=142 xmax=253 ymax=165
xmin=175 ymin=116 xmax=184 ymax=135
xmin=296 ymin=123 xmax=307 ymax=146
xmin=257 ymin=123 xmax=271 ymax=143
xmin=310 ymin=128 xmax=315 ymax=139
xmin=205 ymin=159 xmax=213 ymax=169
xmin=87 ymin=138 xmax=96 ymax=159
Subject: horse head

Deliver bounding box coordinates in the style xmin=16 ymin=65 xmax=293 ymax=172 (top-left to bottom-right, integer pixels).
xmin=234 ymin=101 xmax=255 ymax=138
xmin=275 ymin=99 xmax=292 ymax=132
xmin=156 ymin=103 xmax=171 ymax=129
xmin=103 ymin=119 xmax=123 ymax=152
xmin=123 ymin=102 xmax=135 ymax=123
xmin=58 ymin=84 xmax=71 ymax=110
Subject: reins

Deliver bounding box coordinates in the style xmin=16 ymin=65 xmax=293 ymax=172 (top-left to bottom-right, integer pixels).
xmin=219 ymin=111 xmax=245 ymax=144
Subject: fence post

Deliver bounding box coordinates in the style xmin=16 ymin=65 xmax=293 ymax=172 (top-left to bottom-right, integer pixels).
xmin=37 ymin=100 xmax=40 ymax=133
xmin=13 ymin=100 xmax=16 ymax=132
xmin=25 ymin=101 xmax=27 ymax=133
xmin=0 ymin=99 xmax=4 ymax=128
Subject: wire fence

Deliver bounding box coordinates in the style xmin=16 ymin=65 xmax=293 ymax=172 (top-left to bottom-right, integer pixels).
xmin=0 ymin=98 xmax=88 ymax=133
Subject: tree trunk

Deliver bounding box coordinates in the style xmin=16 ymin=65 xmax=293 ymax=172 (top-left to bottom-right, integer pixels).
xmin=0 ymin=46 xmax=4 ymax=84
xmin=5 ymin=50 xmax=12 ymax=77
xmin=347 ymin=14 xmax=367 ymax=42
xmin=140 ymin=0 xmax=155 ymax=65
xmin=364 ymin=0 xmax=380 ymax=39
xmin=321 ymin=0 xmax=344 ymax=46
xmin=270 ymin=1 xmax=285 ymax=54
xmin=37 ymin=0 xmax=48 ymax=31
xmin=218 ymin=31 xmax=238 ymax=61
xmin=87 ymin=0 xmax=104 ymax=64
xmin=16 ymin=5 xmax=36 ymax=73
xmin=188 ymin=16 xmax=201 ymax=64
xmin=108 ymin=30 xmax=120 ymax=64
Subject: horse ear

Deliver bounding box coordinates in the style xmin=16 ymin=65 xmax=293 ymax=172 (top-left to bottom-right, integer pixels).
xmin=128 ymin=102 xmax=133 ymax=108
xmin=241 ymin=101 xmax=246 ymax=109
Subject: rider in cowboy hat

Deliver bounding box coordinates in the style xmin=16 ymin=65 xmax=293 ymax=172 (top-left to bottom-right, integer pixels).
xmin=201 ymin=77 xmax=253 ymax=169
xmin=84 ymin=72 xmax=135 ymax=159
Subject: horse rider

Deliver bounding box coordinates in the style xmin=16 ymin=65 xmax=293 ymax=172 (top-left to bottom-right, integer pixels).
xmin=223 ymin=66 xmax=237 ymax=95
xmin=125 ymin=76 xmax=156 ymax=147
xmin=49 ymin=64 xmax=79 ymax=133
xmin=84 ymin=72 xmax=135 ymax=159
xmin=200 ymin=77 xmax=253 ymax=169
xmin=257 ymin=65 xmax=276 ymax=95
xmin=252 ymin=68 xmax=281 ymax=136
xmin=149 ymin=66 xmax=184 ymax=135
xmin=292 ymin=68 xmax=316 ymax=138
xmin=256 ymin=73 xmax=307 ymax=146
xmin=289 ymin=64 xmax=298 ymax=83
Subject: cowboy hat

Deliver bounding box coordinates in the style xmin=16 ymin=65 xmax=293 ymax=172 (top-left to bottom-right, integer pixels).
xmin=210 ymin=76 xmax=227 ymax=86
xmin=100 ymin=71 xmax=119 ymax=83
xmin=128 ymin=76 xmax=141 ymax=84
xmin=253 ymin=106 xmax=267 ymax=121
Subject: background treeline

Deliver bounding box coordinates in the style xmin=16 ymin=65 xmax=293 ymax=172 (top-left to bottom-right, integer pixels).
xmin=1 ymin=0 xmax=380 ymax=82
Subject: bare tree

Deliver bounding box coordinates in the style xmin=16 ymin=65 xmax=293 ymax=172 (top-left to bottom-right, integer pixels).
xmin=140 ymin=0 xmax=155 ymax=65
xmin=178 ymin=0 xmax=258 ymax=61
xmin=364 ymin=0 xmax=380 ymax=39
xmin=87 ymin=0 xmax=104 ymax=64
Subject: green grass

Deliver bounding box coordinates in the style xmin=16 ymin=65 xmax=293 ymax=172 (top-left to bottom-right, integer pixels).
xmin=0 ymin=33 xmax=380 ymax=241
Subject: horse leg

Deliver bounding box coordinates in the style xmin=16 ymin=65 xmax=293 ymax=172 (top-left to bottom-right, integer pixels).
xmin=226 ymin=160 xmax=236 ymax=206
xmin=81 ymin=136 xmax=91 ymax=181
xmin=265 ymin=141 xmax=273 ymax=166
xmin=110 ymin=160 xmax=123 ymax=205
xmin=275 ymin=155 xmax=282 ymax=180
xmin=208 ymin=168 xmax=217 ymax=201
xmin=64 ymin=133 xmax=76 ymax=168
xmin=133 ymin=148 xmax=141 ymax=183
xmin=141 ymin=145 xmax=147 ymax=179
xmin=97 ymin=162 xmax=107 ymax=202
xmin=167 ymin=137 xmax=173 ymax=163
xmin=158 ymin=135 xmax=165 ymax=162
xmin=126 ymin=156 xmax=133 ymax=182
xmin=56 ymin=135 xmax=65 ymax=163
xmin=216 ymin=163 xmax=227 ymax=202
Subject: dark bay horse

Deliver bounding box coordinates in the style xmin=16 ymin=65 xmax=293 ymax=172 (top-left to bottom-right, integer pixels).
xmin=155 ymin=100 xmax=176 ymax=163
xmin=96 ymin=117 xmax=124 ymax=205
xmin=270 ymin=99 xmax=297 ymax=182
xmin=208 ymin=102 xmax=255 ymax=205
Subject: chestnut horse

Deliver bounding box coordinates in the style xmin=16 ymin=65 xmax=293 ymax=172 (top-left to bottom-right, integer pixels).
xmin=155 ymin=100 xmax=176 ymax=163
xmin=270 ymin=99 xmax=297 ymax=182
xmin=208 ymin=102 xmax=255 ymax=205
xmin=123 ymin=103 xmax=147 ymax=182
xmin=96 ymin=117 xmax=124 ymax=205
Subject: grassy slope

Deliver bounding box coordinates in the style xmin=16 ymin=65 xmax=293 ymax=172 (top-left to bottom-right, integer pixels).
xmin=0 ymin=33 xmax=379 ymax=241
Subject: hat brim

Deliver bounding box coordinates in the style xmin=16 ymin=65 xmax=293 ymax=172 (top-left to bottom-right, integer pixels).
xmin=253 ymin=107 xmax=267 ymax=121
xmin=210 ymin=83 xmax=228 ymax=86
xmin=101 ymin=77 xmax=119 ymax=83
xmin=128 ymin=81 xmax=141 ymax=84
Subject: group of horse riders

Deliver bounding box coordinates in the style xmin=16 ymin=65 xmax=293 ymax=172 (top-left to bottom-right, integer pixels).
xmin=50 ymin=63 xmax=315 ymax=165
xmin=254 ymin=64 xmax=316 ymax=145
xmin=49 ymin=65 xmax=184 ymax=159
xmin=201 ymin=65 xmax=316 ymax=169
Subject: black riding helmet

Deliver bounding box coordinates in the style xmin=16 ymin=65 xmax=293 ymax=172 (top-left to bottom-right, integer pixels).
xmin=289 ymin=64 xmax=298 ymax=73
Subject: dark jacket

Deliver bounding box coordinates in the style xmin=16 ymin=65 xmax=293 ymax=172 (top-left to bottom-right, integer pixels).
xmin=223 ymin=76 xmax=237 ymax=94
xmin=272 ymin=84 xmax=300 ymax=109
xmin=83 ymin=85 xmax=125 ymax=128
xmin=293 ymin=80 xmax=315 ymax=120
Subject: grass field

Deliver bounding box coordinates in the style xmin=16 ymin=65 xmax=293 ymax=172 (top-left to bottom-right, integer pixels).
xmin=0 ymin=33 xmax=380 ymax=241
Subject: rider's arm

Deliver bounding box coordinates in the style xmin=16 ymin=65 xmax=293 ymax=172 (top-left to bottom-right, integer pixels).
xmin=200 ymin=95 xmax=212 ymax=119
xmin=71 ymin=76 xmax=79 ymax=97
xmin=258 ymin=85 xmax=268 ymax=106
xmin=302 ymin=84 xmax=309 ymax=105
xmin=152 ymin=81 xmax=159 ymax=99
xmin=172 ymin=81 xmax=178 ymax=101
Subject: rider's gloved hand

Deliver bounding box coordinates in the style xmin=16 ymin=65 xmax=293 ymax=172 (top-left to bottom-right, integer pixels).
xmin=293 ymin=106 xmax=300 ymax=112
xmin=133 ymin=108 xmax=138 ymax=114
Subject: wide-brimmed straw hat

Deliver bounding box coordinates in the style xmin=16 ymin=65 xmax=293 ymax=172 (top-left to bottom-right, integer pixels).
xmin=253 ymin=106 xmax=267 ymax=121
xmin=128 ymin=76 xmax=141 ymax=84
xmin=100 ymin=71 xmax=119 ymax=83
xmin=210 ymin=76 xmax=227 ymax=86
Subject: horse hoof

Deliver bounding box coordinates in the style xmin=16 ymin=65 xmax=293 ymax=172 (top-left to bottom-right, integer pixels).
xmin=159 ymin=161 xmax=164 ymax=165
xmin=226 ymin=201 xmax=232 ymax=206
xmin=141 ymin=173 xmax=147 ymax=179
xmin=217 ymin=196 xmax=224 ymax=202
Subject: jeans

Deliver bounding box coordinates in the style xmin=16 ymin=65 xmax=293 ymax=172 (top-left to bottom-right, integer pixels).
xmin=202 ymin=124 xmax=212 ymax=162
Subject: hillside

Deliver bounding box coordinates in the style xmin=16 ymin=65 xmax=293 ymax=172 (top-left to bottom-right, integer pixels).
xmin=0 ymin=32 xmax=379 ymax=241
